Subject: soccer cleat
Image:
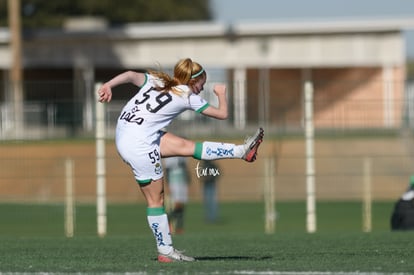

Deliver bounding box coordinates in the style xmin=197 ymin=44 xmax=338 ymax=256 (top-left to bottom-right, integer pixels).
xmin=242 ymin=127 xmax=264 ymax=162
xmin=158 ymin=249 xmax=195 ymax=263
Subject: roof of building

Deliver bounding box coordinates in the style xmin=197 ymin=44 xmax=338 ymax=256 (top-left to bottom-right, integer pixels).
xmin=1 ymin=16 xmax=414 ymax=42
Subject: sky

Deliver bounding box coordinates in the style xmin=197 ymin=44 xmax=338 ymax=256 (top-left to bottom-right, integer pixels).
xmin=210 ymin=0 xmax=414 ymax=58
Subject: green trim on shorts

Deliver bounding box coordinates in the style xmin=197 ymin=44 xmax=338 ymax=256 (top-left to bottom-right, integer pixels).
xmin=147 ymin=207 xmax=165 ymax=216
xmin=136 ymin=178 xmax=152 ymax=186
xmin=195 ymin=103 xmax=209 ymax=113
xmin=193 ymin=142 xmax=203 ymax=160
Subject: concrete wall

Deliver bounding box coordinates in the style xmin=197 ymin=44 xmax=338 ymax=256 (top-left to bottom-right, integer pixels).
xmin=0 ymin=137 xmax=412 ymax=203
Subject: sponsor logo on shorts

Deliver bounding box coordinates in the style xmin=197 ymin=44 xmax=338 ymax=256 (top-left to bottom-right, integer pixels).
xmin=154 ymin=162 xmax=162 ymax=175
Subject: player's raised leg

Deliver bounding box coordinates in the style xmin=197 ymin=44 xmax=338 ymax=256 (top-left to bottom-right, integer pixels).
xmin=160 ymin=128 xmax=264 ymax=162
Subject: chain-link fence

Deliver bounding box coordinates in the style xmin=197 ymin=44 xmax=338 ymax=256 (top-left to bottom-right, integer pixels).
xmin=0 ymin=79 xmax=413 ymax=203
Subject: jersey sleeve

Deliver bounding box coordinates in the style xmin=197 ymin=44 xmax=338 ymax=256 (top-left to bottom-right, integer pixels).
xmin=195 ymin=102 xmax=209 ymax=113
xmin=188 ymin=93 xmax=209 ymax=113
xmin=138 ymin=73 xmax=149 ymax=88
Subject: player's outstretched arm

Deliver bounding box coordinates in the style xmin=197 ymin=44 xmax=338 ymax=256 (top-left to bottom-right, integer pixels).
xmin=201 ymin=84 xmax=228 ymax=120
xmin=97 ymin=71 xmax=146 ymax=103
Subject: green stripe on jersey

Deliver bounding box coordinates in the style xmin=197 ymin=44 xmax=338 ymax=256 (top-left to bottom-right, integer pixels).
xmin=138 ymin=73 xmax=148 ymax=88
xmin=196 ymin=103 xmax=209 ymax=113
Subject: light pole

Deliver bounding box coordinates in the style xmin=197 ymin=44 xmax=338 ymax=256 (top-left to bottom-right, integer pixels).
xmin=8 ymin=0 xmax=24 ymax=137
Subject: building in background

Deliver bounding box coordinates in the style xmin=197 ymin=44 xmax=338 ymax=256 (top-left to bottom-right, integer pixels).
xmin=0 ymin=17 xmax=414 ymax=139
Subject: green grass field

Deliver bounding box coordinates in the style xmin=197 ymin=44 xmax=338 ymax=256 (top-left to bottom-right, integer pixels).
xmin=1 ymin=201 xmax=414 ymax=274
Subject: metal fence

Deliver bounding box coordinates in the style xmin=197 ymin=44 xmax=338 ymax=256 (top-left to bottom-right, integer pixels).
xmin=1 ymin=79 xmax=414 ymax=139
xmin=0 ymin=80 xmax=414 ymax=204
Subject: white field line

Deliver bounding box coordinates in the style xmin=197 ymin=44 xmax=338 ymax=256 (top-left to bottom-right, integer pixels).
xmin=0 ymin=272 xmax=412 ymax=275
xmin=233 ymin=271 xmax=411 ymax=275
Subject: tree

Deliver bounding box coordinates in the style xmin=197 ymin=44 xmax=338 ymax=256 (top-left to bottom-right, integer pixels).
xmin=0 ymin=0 xmax=212 ymax=28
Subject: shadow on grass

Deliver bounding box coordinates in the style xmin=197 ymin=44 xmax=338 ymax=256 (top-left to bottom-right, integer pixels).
xmin=195 ymin=256 xmax=272 ymax=261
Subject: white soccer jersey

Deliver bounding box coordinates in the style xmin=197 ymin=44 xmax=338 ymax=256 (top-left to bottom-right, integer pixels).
xmin=115 ymin=73 xmax=209 ymax=183
xmin=116 ymin=74 xmax=209 ymax=144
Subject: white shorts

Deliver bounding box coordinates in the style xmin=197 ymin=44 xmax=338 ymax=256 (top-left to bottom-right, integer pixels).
xmin=115 ymin=131 xmax=164 ymax=186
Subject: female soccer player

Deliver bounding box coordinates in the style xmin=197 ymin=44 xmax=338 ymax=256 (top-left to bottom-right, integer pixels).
xmin=97 ymin=58 xmax=264 ymax=262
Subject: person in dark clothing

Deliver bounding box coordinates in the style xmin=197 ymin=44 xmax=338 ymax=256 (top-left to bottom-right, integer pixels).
xmin=391 ymin=175 xmax=414 ymax=230
xmin=200 ymin=160 xmax=220 ymax=223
